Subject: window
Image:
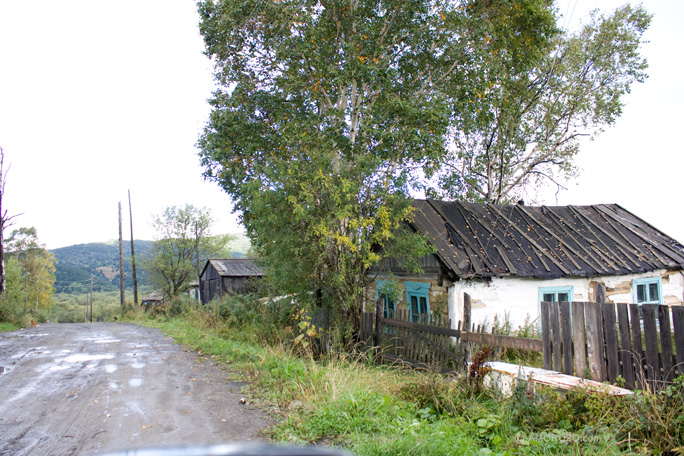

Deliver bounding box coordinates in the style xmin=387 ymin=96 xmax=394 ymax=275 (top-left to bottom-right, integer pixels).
xmin=538 ymin=286 xmax=574 ymax=303
xmin=405 ymin=281 xmax=430 ymax=323
xmin=633 ymin=277 xmax=662 ymax=305
xmin=376 ymin=280 xmax=397 ymax=319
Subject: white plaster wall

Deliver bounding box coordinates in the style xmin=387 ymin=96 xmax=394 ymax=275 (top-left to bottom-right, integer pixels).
xmin=447 ymin=269 xmax=684 ymax=332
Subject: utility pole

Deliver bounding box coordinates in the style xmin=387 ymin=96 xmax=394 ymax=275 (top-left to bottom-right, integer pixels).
xmin=90 ymin=274 xmax=93 ymax=323
xmin=118 ymin=202 xmax=125 ymax=313
xmin=195 ymin=222 xmax=201 ymax=302
xmin=128 ymin=190 xmax=139 ymax=306
xmin=23 ymin=273 xmax=27 ymax=314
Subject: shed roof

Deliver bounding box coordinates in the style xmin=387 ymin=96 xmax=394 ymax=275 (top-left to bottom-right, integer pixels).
xmin=141 ymin=291 xmax=166 ymax=302
xmin=412 ymin=199 xmax=684 ymax=280
xmin=203 ymin=258 xmax=264 ymax=278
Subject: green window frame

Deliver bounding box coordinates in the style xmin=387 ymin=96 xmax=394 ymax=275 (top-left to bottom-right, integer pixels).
xmin=376 ymin=280 xmax=397 ymax=319
xmin=405 ymin=281 xmax=430 ymax=323
xmin=538 ymin=286 xmax=574 ymax=304
xmin=633 ymin=277 xmax=662 ymax=305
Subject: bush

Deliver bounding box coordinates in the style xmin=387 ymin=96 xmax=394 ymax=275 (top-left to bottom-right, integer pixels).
xmin=167 ymin=295 xmax=198 ymax=317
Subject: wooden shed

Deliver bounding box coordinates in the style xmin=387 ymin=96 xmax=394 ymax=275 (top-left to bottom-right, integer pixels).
xmin=200 ymin=258 xmax=264 ymax=304
xmin=141 ymin=291 xmax=166 ymax=308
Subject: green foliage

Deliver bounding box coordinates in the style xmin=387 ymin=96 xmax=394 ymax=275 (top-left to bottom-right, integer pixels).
xmin=140 ymin=302 xmax=684 ymax=455
xmin=2 ymin=227 xmax=56 ymax=322
xmin=429 ymin=4 xmax=652 ymax=204
xmin=144 ymin=204 xmax=234 ymax=297
xmin=197 ymin=0 xmax=557 ymax=335
xmin=0 ymin=256 xmax=24 ymax=322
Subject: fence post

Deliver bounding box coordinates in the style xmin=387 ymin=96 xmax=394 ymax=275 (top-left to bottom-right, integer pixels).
xmin=585 ymin=301 xmax=606 ymax=382
xmin=541 ymin=301 xmax=551 ymax=370
xmin=462 ymin=293 xmax=472 ymax=366
xmin=571 ymin=301 xmax=587 ymax=377
xmin=374 ymin=297 xmax=384 ymax=359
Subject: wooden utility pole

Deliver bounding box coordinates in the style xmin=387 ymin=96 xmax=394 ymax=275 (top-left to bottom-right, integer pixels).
xmin=90 ymin=274 xmax=93 ymax=323
xmin=118 ymin=202 xmax=125 ymax=313
xmin=128 ymin=190 xmax=139 ymax=306
xmin=195 ymin=222 xmax=200 ymax=277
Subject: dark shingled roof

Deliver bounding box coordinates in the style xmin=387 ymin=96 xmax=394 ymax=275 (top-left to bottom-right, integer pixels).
xmin=411 ymin=199 xmax=684 ymax=280
xmin=205 ymin=258 xmax=264 ymax=277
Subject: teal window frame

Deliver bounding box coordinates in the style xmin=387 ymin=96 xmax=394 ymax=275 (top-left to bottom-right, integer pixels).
xmin=538 ymin=286 xmax=574 ymax=329
xmin=376 ymin=280 xmax=397 ymax=319
xmin=538 ymin=286 xmax=574 ymax=304
xmin=633 ymin=277 xmax=662 ymax=305
xmin=405 ymin=281 xmax=430 ymax=323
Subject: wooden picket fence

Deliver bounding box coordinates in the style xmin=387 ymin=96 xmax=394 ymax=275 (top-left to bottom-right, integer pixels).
xmin=541 ymin=301 xmax=684 ymax=390
xmin=359 ymin=301 xmax=542 ymax=373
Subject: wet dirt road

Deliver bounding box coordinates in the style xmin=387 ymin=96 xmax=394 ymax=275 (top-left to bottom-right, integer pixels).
xmin=0 ymin=323 xmax=272 ymax=456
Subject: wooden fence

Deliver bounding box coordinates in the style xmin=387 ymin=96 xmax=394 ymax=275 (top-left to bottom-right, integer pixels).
xmin=541 ymin=301 xmax=684 ymax=390
xmin=359 ymin=295 xmax=542 ymax=373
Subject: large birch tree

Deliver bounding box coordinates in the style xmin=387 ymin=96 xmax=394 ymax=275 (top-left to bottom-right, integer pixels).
xmin=197 ymin=0 xmax=557 ymax=330
xmin=428 ymin=4 xmax=651 ymax=204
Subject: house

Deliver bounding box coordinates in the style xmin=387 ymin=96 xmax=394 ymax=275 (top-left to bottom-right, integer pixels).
xmin=366 ymin=199 xmax=684 ymax=329
xmin=199 ymin=258 xmax=264 ymax=304
xmin=141 ymin=290 xmax=166 ymax=308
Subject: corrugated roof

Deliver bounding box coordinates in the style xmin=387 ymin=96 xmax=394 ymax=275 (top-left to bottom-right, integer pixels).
xmin=206 ymin=258 xmax=264 ymax=277
xmin=412 ymin=199 xmax=684 ymax=280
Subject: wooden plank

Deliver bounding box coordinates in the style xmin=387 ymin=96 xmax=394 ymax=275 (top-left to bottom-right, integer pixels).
xmin=374 ymin=298 xmax=384 ymax=349
xmin=629 ymin=303 xmax=645 ymax=390
xmin=460 ymin=331 xmax=542 ymax=352
xmin=658 ymin=305 xmax=674 ymax=382
xmin=672 ymin=306 xmax=684 ymax=379
xmin=551 ymin=302 xmax=562 ymax=371
xmin=572 ymin=302 xmax=587 ymax=378
xmin=486 ymin=204 xmax=573 ymax=275
xmin=641 ymin=304 xmax=660 ymax=387
xmin=560 ymin=301 xmax=573 ymax=375
xmin=602 ymin=302 xmax=620 ymax=384
xmin=585 ymin=302 xmax=605 ymax=382
xmin=541 ymin=301 xmax=552 ymax=371
xmin=616 ymin=304 xmax=635 ymax=389
xmin=462 ymin=293 xmax=472 ymax=364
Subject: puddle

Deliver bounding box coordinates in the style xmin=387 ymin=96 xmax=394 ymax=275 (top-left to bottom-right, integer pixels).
xmin=131 ymin=362 xmax=145 ymax=369
xmin=0 ymin=366 xmax=12 ymax=374
xmin=63 ymin=354 xmax=114 ymax=363
xmin=129 ymin=378 xmax=142 ymax=387
xmin=105 ymin=364 xmax=117 ymax=373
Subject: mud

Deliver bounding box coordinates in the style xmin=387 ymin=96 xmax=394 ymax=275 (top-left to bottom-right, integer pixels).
xmin=0 ymin=323 xmax=272 ymax=455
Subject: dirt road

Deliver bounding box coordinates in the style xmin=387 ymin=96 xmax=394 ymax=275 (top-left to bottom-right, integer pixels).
xmin=0 ymin=323 xmax=272 ymax=456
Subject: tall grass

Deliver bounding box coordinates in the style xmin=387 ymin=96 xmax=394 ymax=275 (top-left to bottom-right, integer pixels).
xmin=131 ymin=296 xmax=684 ymax=455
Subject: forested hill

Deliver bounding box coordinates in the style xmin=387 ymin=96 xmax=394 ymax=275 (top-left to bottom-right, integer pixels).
xmin=50 ymin=234 xmax=251 ymax=294
xmin=51 ymin=241 xmax=154 ymax=294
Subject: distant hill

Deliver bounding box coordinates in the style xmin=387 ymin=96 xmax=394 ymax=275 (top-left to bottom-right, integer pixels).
xmin=51 ymin=241 xmax=154 ymax=294
xmin=50 ymin=234 xmax=251 ymax=294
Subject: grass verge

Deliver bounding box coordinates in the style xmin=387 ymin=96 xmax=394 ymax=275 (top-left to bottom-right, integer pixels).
xmin=131 ymin=301 xmax=683 ymax=456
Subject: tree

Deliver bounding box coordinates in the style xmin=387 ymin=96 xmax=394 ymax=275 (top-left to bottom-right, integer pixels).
xmin=145 ymin=204 xmax=232 ymax=297
xmin=197 ymin=0 xmax=557 ymax=331
xmin=428 ymin=4 xmax=651 ymax=204
xmin=0 ymin=147 xmax=22 ymax=293
xmin=5 ymin=227 xmax=56 ymax=316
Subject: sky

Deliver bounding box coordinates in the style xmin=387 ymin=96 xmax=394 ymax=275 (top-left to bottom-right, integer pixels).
xmin=0 ymin=0 xmax=682 ymax=250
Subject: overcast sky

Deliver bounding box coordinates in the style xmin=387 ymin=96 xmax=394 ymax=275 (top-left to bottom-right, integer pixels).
xmin=0 ymin=0 xmax=682 ymax=250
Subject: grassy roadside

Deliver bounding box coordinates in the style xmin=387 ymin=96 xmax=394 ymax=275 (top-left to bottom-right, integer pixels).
xmin=0 ymin=322 xmax=19 ymax=332
xmin=128 ymin=299 xmax=683 ymax=455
